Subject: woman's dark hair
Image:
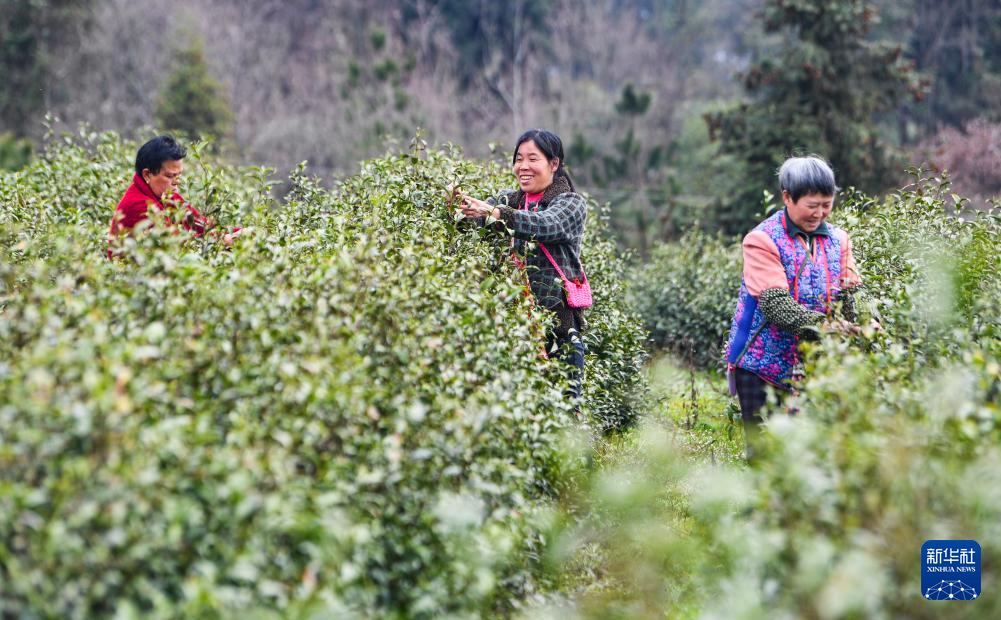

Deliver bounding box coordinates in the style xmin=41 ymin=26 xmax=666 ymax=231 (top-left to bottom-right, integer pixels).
xmin=135 ymin=135 xmax=186 ymax=175
xmin=513 ymin=129 xmax=576 ymax=192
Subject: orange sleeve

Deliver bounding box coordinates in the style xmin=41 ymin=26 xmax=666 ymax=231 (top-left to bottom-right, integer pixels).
xmin=836 ymin=229 xmax=862 ymax=288
xmin=742 ymin=230 xmax=789 ymax=297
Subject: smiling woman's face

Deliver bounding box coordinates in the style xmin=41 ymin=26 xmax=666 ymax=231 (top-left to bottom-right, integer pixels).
xmin=513 ymin=140 xmax=558 ymax=194
xmin=784 ymin=190 xmax=834 ymax=233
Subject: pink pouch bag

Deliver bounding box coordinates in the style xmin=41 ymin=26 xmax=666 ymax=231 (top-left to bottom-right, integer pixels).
xmin=538 ymin=243 xmax=593 ymax=308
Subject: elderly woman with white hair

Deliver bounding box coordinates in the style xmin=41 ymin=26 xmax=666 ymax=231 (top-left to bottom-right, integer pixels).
xmin=724 ymin=156 xmax=862 ymax=441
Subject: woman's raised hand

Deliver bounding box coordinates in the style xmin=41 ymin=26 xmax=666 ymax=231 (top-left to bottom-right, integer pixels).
xmin=459 ymin=195 xmax=498 ymax=219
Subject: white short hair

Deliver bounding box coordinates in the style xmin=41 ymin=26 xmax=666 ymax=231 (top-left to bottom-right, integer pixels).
xmin=777 ymin=156 xmax=838 ymax=201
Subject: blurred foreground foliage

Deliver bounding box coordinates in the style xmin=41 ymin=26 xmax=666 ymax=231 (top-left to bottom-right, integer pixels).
xmin=0 ymin=129 xmax=646 ymax=618
xmin=545 ymin=174 xmax=1001 ymax=617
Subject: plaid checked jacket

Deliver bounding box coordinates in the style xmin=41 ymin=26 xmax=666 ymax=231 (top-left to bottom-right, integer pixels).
xmin=487 ymin=175 xmax=588 ymax=310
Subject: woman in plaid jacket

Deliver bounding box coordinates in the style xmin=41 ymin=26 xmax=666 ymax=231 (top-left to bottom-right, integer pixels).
xmin=460 ymin=129 xmax=589 ymax=405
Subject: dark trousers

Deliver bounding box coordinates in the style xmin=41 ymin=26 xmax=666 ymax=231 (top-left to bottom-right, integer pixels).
xmin=734 ymin=368 xmax=789 ymax=460
xmin=547 ymin=304 xmax=586 ymax=403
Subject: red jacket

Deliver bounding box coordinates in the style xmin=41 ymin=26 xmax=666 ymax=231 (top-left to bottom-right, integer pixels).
xmin=107 ymin=174 xmax=206 ymax=258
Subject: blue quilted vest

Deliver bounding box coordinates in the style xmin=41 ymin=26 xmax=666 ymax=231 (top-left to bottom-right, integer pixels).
xmin=724 ymin=210 xmax=845 ymax=388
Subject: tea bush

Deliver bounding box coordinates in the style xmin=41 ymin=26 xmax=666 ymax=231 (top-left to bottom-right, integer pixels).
xmin=544 ymin=175 xmax=1001 ymax=618
xmin=0 ymin=130 xmax=647 ymax=618
xmin=629 ymin=230 xmax=741 ymax=369
xmin=0 ymin=132 xmax=32 ymax=172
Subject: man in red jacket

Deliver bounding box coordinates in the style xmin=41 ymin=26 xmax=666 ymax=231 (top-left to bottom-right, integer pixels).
xmin=108 ymin=135 xmax=233 ymax=258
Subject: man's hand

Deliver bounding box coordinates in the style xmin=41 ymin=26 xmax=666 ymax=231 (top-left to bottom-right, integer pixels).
xmin=222 ymin=227 xmax=250 ymax=248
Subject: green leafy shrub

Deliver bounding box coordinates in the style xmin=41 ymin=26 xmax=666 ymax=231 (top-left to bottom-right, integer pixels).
xmin=155 ymin=38 xmax=234 ymax=142
xmin=581 ymin=210 xmax=649 ymax=431
xmin=546 ymin=174 xmax=1001 ymax=618
xmin=0 ymin=132 xmax=32 ymax=171
xmin=629 ymin=229 xmax=741 ymax=369
xmin=0 ymin=130 xmax=647 ymax=618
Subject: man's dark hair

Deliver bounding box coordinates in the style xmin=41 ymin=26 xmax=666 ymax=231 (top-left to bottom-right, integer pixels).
xmin=512 ymin=128 xmax=576 ymax=192
xmin=135 ymin=135 xmax=186 ymax=175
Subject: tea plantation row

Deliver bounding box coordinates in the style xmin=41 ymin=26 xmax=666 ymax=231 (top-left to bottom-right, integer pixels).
xmin=0 ymin=131 xmax=646 ymax=618
xmin=554 ymin=176 xmax=1001 ymax=618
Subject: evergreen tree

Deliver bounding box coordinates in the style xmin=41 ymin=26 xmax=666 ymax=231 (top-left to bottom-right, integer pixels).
xmin=0 ymin=0 xmax=89 ymax=137
xmin=705 ymin=0 xmax=922 ymax=232
xmin=402 ymin=0 xmax=552 ymax=88
xmin=570 ymin=84 xmax=670 ymax=257
xmin=904 ymin=0 xmax=1001 ymax=138
xmin=155 ymin=39 xmax=233 ymax=141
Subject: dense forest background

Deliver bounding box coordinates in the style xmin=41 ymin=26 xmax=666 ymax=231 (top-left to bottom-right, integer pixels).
xmin=2 ymin=0 xmax=999 ymax=248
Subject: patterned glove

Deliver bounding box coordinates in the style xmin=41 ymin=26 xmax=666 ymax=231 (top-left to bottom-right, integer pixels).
xmin=759 ymin=288 xmax=825 ymax=340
